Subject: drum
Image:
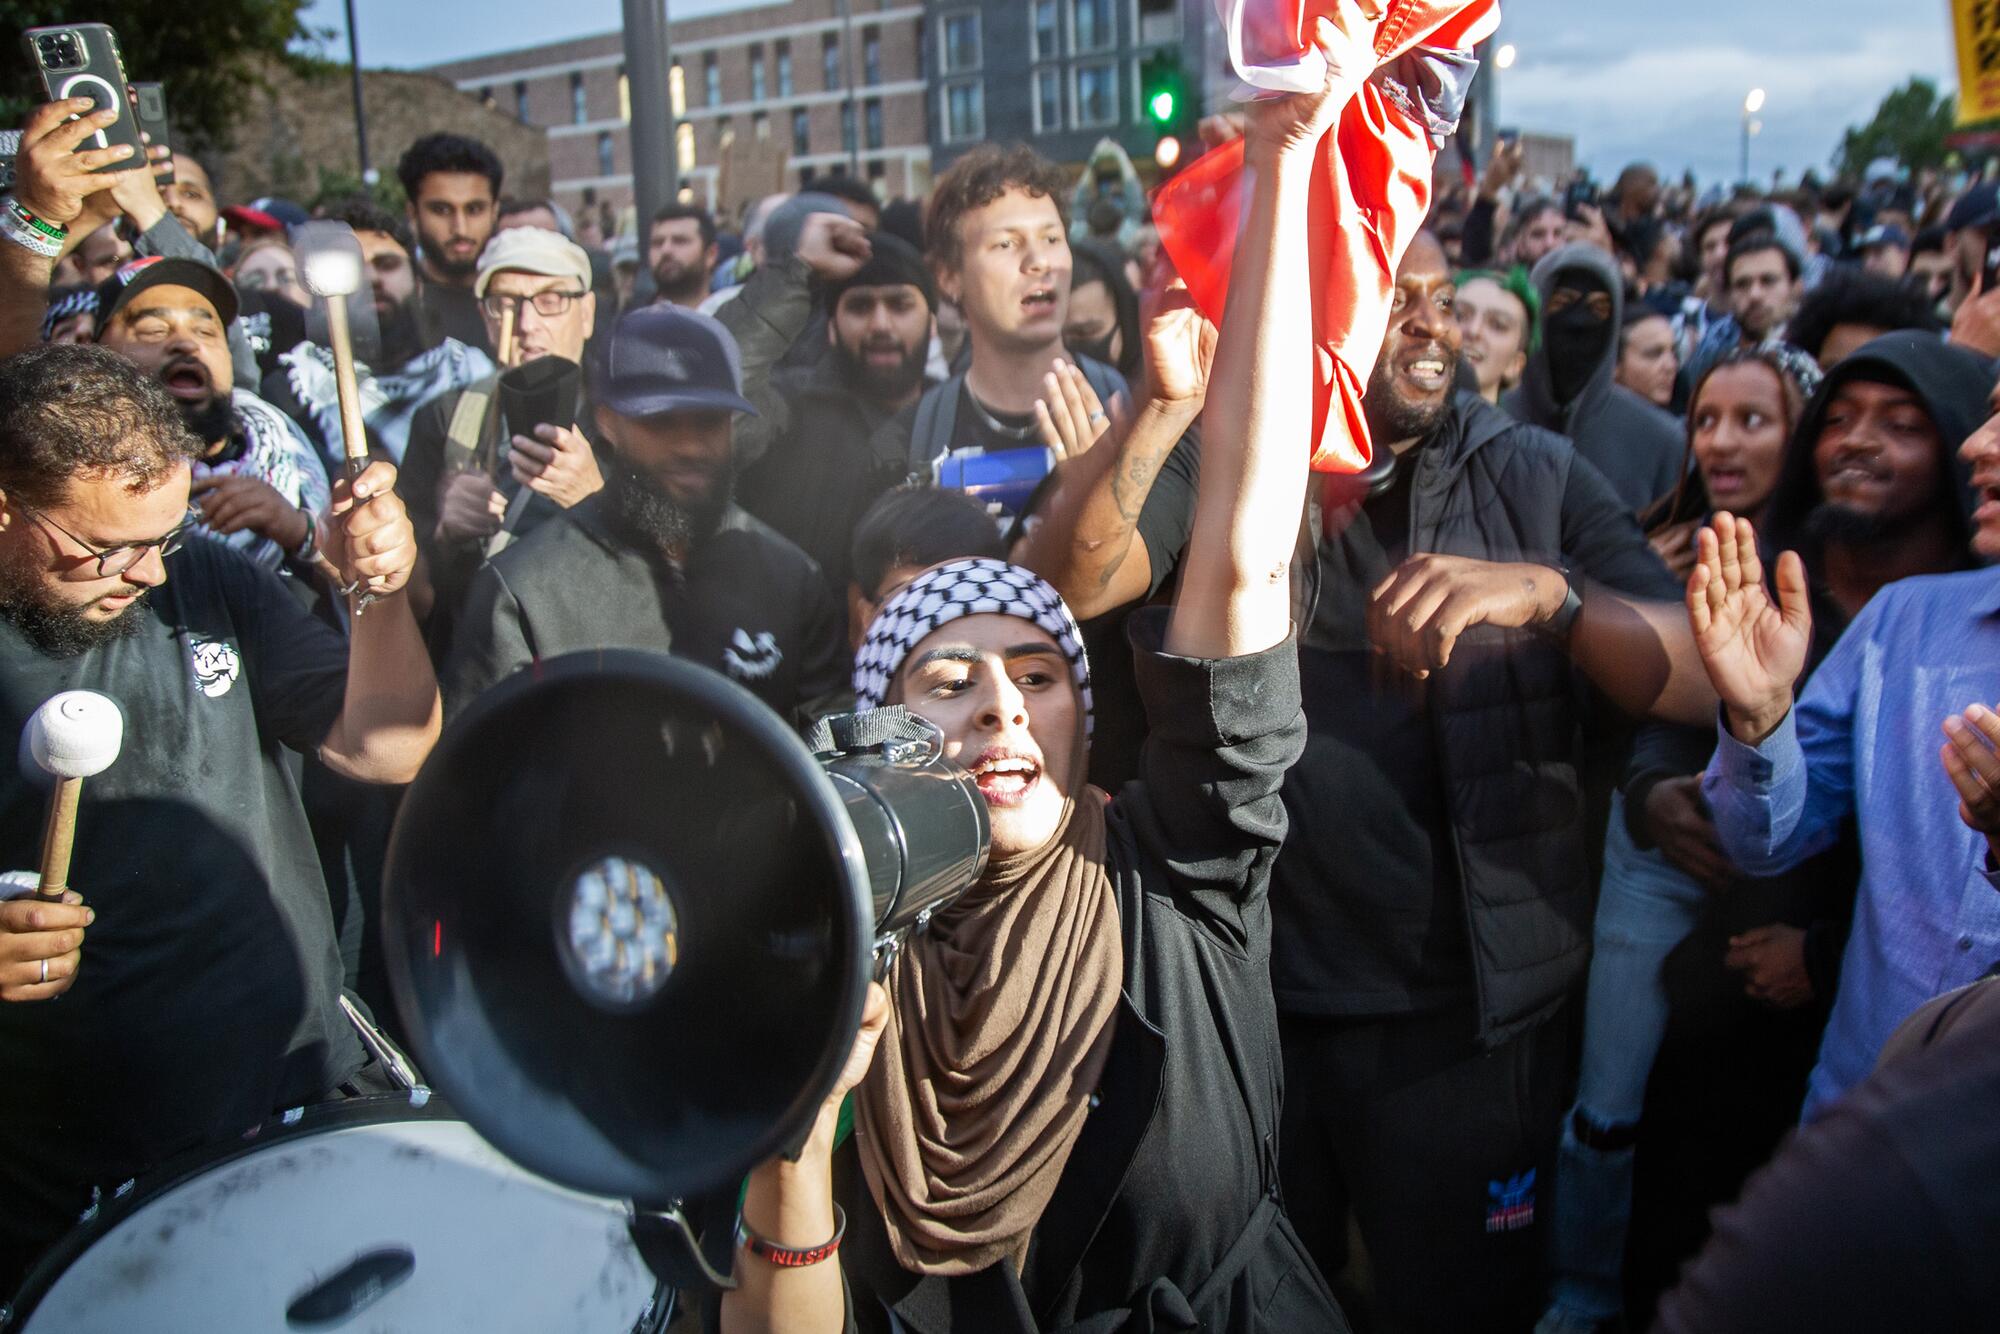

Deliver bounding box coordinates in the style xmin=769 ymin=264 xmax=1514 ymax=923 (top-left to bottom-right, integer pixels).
xmin=2 ymin=1096 xmax=672 ymax=1333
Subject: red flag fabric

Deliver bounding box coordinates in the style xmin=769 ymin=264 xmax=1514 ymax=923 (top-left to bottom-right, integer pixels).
xmin=1153 ymin=0 xmax=1501 ymax=473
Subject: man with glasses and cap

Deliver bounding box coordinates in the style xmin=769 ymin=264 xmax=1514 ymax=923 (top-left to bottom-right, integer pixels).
xmin=0 ymin=342 xmax=439 ymax=1292
xmin=443 ymin=303 xmax=847 ymax=727
xmin=397 ymin=227 xmax=603 ymax=659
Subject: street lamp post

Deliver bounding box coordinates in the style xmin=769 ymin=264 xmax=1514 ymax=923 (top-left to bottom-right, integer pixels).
xmin=1741 ymin=87 xmax=1766 ymax=186
xmin=344 ymin=0 xmax=371 ymax=182
xmin=624 ymin=0 xmax=680 ymax=232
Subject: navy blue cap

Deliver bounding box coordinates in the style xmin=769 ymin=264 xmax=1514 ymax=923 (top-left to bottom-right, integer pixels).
xmin=1945 ymin=181 xmax=2000 ymax=233
xmin=591 ymin=304 xmax=758 ymax=419
xmin=1859 ymin=223 xmax=1910 ymax=251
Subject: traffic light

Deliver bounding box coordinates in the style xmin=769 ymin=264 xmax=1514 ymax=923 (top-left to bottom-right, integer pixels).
xmin=1140 ymin=49 xmax=1191 ymax=176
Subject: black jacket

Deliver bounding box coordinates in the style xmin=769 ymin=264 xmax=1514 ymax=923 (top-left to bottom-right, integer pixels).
xmin=831 ymin=610 xmax=1346 ymax=1334
xmin=1504 ymin=243 xmax=1687 ymax=515
xmin=442 ymin=494 xmax=848 ymax=727
xmin=719 ymin=255 xmax=920 ymax=589
xmin=1279 ymin=394 xmax=1680 ymax=1045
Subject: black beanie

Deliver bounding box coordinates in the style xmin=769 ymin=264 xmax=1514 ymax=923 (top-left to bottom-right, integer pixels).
xmin=825 ymin=232 xmax=935 ymax=313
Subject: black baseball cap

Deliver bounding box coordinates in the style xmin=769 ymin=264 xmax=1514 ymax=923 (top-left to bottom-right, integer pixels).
xmin=592 ymin=304 xmax=757 ymax=418
xmin=92 ymin=256 xmax=239 ymax=330
xmin=1945 ymin=181 xmax=2000 ymax=234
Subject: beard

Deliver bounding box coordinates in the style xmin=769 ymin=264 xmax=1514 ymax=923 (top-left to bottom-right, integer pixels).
xmin=832 ymin=336 xmax=928 ymax=403
xmin=376 ymin=296 xmax=423 ymax=368
xmin=1804 ymin=499 xmax=1936 ymax=547
xmin=1363 ymin=346 xmax=1459 ymax=446
xmin=604 ymin=456 xmax=733 ymax=559
xmin=177 ymin=392 xmax=236 ymax=449
xmin=652 ymin=258 xmax=707 ymax=304
xmin=0 ymin=545 xmax=148 ymax=658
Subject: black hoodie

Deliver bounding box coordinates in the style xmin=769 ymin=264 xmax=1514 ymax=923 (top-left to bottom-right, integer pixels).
xmin=1504 ymin=243 xmax=1687 ymax=515
xmin=1763 ymin=330 xmax=1991 ymax=593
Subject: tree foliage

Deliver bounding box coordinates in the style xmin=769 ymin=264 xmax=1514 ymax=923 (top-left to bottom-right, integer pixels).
xmin=1835 ymin=78 xmax=1958 ymax=177
xmin=1 ymin=1 xmax=330 ymax=148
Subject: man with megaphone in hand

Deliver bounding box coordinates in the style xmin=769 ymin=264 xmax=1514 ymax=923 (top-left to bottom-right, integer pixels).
xmin=715 ymin=15 xmax=1376 ymax=1334
xmin=0 ymin=342 xmax=440 ymax=1294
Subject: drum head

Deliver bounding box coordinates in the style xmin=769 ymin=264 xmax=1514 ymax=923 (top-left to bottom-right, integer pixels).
xmin=6 ymin=1098 xmax=667 ymax=1333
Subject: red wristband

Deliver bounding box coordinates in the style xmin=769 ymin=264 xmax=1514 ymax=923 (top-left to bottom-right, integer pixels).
xmin=736 ymin=1204 xmax=846 ymax=1268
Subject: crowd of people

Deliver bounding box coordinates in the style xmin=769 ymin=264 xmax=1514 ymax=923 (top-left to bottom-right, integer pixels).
xmin=1 ymin=5 xmax=1999 ymax=1330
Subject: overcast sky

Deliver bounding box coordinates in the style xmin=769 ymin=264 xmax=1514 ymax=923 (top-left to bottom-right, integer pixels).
xmin=305 ymin=0 xmax=1960 ymax=186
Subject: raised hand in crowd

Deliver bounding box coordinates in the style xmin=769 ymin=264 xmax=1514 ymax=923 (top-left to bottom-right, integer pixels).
xmin=192 ymin=473 xmax=312 ymax=553
xmin=1032 ymin=357 xmax=1119 ymax=462
xmin=0 ymin=99 xmax=137 ymax=355
xmin=1368 ymin=553 xmax=1571 ymax=678
xmin=1939 ymin=701 xmax=2000 ymax=869
xmin=1478 ymin=134 xmax=1525 ymax=203
xmin=508 ymin=423 xmax=604 ymax=508
xmin=1948 ymin=272 xmax=2000 ymax=361
xmin=794 ymin=209 xmax=871 ymax=282
xmin=322 ymin=460 xmax=419 ymax=603
xmin=1566 ymin=200 xmax=1618 ymax=256
xmin=1725 ymin=924 xmax=1814 ymax=1009
xmin=0 ymin=891 xmax=92 ymax=1003
xmin=1686 ymin=512 xmax=1813 ymax=744
xmin=436 ymin=470 xmax=506 ymax=543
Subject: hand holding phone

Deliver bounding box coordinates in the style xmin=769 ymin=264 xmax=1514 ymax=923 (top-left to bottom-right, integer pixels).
xmin=23 ymin=24 xmax=145 ymax=174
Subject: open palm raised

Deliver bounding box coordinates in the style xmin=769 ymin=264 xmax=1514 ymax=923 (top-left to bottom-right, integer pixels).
xmin=1686 ymin=514 xmax=1813 ymax=743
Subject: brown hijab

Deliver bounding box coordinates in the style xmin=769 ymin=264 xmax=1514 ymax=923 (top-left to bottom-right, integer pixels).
xmin=854 ymin=785 xmax=1124 ymax=1276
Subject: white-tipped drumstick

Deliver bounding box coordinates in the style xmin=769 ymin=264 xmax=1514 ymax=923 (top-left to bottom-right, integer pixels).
xmin=25 ymin=691 xmax=123 ymax=904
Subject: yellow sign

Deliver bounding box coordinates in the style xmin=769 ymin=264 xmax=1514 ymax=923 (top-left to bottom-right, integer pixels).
xmin=1955 ymin=0 xmax=2000 ymax=124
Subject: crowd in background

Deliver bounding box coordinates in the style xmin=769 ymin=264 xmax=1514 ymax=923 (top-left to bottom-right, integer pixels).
xmin=3 ymin=23 xmax=2000 ymax=1329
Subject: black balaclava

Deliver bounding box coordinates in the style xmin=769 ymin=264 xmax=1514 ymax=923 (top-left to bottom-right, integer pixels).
xmin=1544 ymin=270 xmax=1613 ymax=408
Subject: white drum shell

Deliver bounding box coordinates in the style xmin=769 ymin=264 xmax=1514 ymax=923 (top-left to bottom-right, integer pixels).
xmin=9 ymin=1113 xmax=662 ymax=1332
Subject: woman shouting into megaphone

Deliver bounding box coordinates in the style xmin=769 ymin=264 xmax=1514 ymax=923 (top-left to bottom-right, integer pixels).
xmin=719 ymin=15 xmax=1372 ymax=1334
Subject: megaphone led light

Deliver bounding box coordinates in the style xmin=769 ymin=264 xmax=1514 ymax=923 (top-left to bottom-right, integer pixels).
xmin=557 ymin=855 xmax=681 ymax=1010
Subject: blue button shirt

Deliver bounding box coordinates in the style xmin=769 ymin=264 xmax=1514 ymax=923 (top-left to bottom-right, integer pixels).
xmin=1704 ymin=569 xmax=2000 ymax=1121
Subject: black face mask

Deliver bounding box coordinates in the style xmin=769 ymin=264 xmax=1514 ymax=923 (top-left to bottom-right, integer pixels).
xmin=1544 ymin=284 xmax=1612 ymax=407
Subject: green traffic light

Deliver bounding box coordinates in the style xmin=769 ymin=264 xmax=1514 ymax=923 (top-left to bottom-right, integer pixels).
xmin=1149 ymin=89 xmax=1175 ymax=123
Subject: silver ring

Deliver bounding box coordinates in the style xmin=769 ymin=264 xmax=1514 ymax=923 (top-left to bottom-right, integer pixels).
xmin=39 ymin=958 xmax=47 ymax=984
xmin=1088 ymin=410 xmax=1108 ymax=426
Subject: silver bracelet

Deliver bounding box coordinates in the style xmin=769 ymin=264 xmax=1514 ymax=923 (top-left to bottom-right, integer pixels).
xmin=0 ymin=207 xmax=62 ymax=260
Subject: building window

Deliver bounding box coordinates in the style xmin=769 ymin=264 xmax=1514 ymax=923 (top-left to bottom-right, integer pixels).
xmin=716 ymin=114 xmax=733 ymax=148
xmin=792 ymin=106 xmax=811 ymax=156
xmin=867 ymin=159 xmax=886 ymax=182
xmin=801 ymin=165 xmax=818 ymax=187
xmin=776 ymin=41 xmax=794 ymax=97
xmin=1072 ymin=0 xmax=1114 ymax=54
xmin=704 ymin=52 xmax=721 ymax=106
xmin=1033 ymin=68 xmax=1063 ymax=132
xmin=749 ymin=44 xmax=767 ymax=102
xmin=1033 ymin=0 xmax=1060 ymax=59
xmin=941 ymin=11 xmax=981 ymax=75
xmin=571 ymin=71 xmax=588 ymax=124
xmin=863 ymin=28 xmax=881 ymax=85
xmin=841 ymin=101 xmax=856 ymax=153
xmin=676 ymin=121 xmax=696 ymax=173
xmin=864 ymin=98 xmax=883 ymax=150
xmin=596 ymin=130 xmax=614 ymax=175
xmin=1074 ymin=60 xmax=1117 ymax=127
xmin=478 ymin=85 xmax=493 ymax=107
xmin=753 ymin=110 xmax=770 ymax=140
xmin=943 ymin=80 xmax=984 ymax=143
xmin=1136 ymin=0 xmax=1182 ymax=44
xmin=514 ymin=80 xmax=529 ymax=121
xmin=619 ymin=68 xmax=631 ymax=122
xmin=823 ymin=34 xmax=842 ymax=89
xmin=915 ymin=19 xmax=926 ymax=78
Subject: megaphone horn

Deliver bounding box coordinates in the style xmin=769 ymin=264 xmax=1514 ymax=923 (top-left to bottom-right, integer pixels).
xmin=381 ymin=650 xmax=987 ymax=1211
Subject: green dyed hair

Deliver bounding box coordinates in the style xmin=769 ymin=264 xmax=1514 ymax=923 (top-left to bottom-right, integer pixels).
xmin=1456 ymin=265 xmax=1542 ymax=353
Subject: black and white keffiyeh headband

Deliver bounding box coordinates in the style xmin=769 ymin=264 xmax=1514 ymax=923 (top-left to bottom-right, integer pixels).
xmin=853 ymin=558 xmax=1094 ymax=737
xmin=40 ymin=287 xmax=98 ymax=341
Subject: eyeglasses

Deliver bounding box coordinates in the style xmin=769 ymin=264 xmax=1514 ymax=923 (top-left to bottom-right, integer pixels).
xmin=20 ymin=505 xmax=199 ymax=577
xmin=482 ymin=289 xmax=588 ymax=319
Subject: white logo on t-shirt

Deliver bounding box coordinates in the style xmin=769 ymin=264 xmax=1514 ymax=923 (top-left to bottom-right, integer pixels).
xmin=723 ymin=629 xmax=782 ymax=682
xmin=189 ymin=637 xmax=241 ymax=698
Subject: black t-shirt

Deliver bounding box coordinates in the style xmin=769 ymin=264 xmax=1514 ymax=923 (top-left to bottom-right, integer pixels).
xmin=443 ymin=495 xmax=849 ymax=727
xmin=414 ymin=279 xmax=492 ymax=357
xmin=0 ymin=538 xmax=362 ymax=1271
xmin=1282 ymin=459 xmax=1472 ymax=1013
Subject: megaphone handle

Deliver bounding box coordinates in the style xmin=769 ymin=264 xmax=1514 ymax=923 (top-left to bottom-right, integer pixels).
xmin=35 ymin=777 xmax=81 ymax=903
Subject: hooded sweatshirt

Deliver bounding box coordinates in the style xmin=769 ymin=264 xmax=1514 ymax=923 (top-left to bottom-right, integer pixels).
xmin=1762 ymin=330 xmax=1992 ymax=593
xmin=1503 ymin=243 xmax=1687 ymax=514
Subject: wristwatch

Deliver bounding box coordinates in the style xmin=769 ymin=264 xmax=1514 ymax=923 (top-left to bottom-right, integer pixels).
xmin=1539 ymin=565 xmax=1584 ymax=642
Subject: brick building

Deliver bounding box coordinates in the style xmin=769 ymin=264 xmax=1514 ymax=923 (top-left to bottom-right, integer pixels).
xmin=925 ymin=0 xmax=1224 ymax=176
xmin=425 ymin=0 xmax=929 ymax=225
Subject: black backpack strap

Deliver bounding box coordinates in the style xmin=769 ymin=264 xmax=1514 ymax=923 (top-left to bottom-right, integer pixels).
xmin=907 ymin=373 xmax=964 ymax=483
